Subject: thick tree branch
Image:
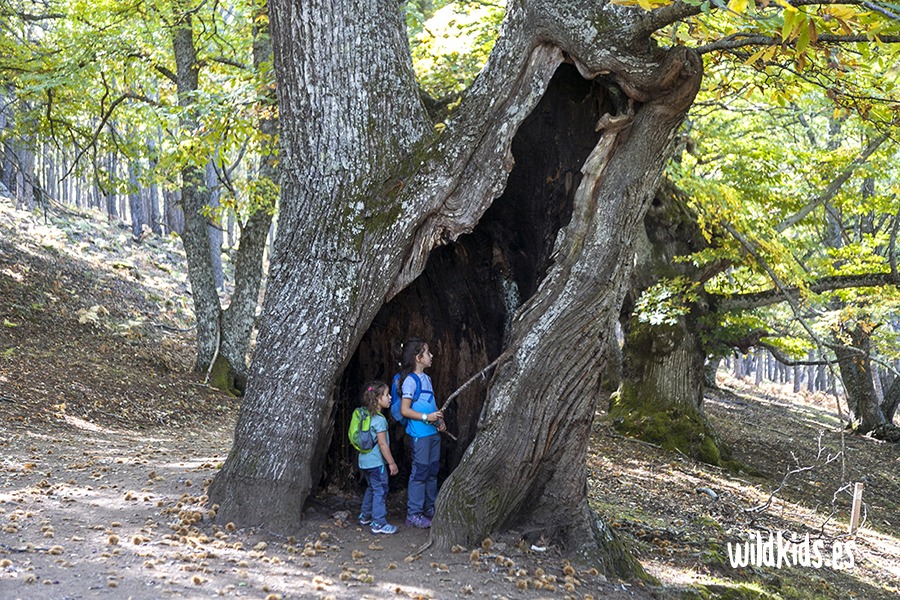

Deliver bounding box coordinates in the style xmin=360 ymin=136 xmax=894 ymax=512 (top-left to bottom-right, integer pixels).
xmin=205 ymin=56 xmax=250 ymax=71
xmin=714 ymin=272 xmax=899 ymax=311
xmin=0 ymin=10 xmax=65 ymax=21
xmin=634 ymin=2 xmax=702 ymax=38
xmin=759 ymin=341 xmax=831 ymax=366
xmin=696 ymin=33 xmax=900 ymax=54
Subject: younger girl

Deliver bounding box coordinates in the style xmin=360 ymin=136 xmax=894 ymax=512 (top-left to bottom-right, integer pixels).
xmin=398 ymin=338 xmax=444 ymax=528
xmin=357 ymin=381 xmax=399 ymax=534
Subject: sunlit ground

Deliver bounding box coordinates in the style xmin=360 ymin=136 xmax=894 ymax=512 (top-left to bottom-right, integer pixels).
xmin=588 ymin=373 xmax=900 ymax=598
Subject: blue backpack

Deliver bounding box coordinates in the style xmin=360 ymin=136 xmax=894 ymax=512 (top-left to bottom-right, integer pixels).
xmin=390 ymin=372 xmax=422 ymax=425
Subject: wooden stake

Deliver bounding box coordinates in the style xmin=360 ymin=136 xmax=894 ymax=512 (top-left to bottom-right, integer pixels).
xmin=849 ymin=482 xmax=864 ymax=534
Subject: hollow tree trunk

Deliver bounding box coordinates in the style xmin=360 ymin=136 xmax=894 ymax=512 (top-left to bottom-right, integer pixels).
xmin=432 ymin=45 xmax=700 ymax=569
xmin=210 ymin=1 xmax=700 ymax=576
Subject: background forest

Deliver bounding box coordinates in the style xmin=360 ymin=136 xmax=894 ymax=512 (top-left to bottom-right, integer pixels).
xmin=2 ymin=0 xmax=900 ymax=598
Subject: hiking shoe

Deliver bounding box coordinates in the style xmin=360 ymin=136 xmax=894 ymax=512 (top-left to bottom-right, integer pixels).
xmin=371 ymin=522 xmax=398 ymax=535
xmin=423 ymin=507 xmax=435 ymax=519
xmin=405 ymin=514 xmax=432 ymax=529
xmin=358 ymin=514 xmax=372 ymax=526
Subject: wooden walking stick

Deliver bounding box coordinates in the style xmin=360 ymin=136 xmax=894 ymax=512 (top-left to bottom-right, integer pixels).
xmin=437 ymin=352 xmax=509 ymax=440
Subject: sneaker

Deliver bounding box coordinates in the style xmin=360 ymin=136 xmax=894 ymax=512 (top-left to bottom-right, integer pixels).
xmin=371 ymin=522 xmax=398 ymax=535
xmin=405 ymin=514 xmax=432 ymax=529
xmin=358 ymin=514 xmax=372 ymax=526
xmin=423 ymin=507 xmax=435 ymax=519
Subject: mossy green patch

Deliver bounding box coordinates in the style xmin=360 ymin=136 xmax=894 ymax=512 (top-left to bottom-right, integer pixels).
xmin=208 ymin=354 xmax=241 ymax=397
xmin=609 ymin=387 xmax=743 ymax=471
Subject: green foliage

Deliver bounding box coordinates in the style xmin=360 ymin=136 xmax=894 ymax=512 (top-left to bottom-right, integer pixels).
xmin=1 ymin=0 xmax=276 ymax=224
xmin=409 ymin=1 xmax=505 ymax=99
xmin=608 ymin=0 xmax=900 ymax=136
xmin=635 ymin=277 xmax=700 ymax=326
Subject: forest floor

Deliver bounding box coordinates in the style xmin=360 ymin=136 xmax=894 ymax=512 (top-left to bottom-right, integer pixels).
xmin=1 ymin=197 xmax=898 ymax=600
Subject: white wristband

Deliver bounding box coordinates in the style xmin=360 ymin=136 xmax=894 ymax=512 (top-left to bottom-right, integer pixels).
xmin=422 ymin=413 xmax=428 ymax=422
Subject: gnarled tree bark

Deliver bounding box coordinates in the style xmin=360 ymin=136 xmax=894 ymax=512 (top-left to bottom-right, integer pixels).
xmin=209 ymin=1 xmax=702 ymax=576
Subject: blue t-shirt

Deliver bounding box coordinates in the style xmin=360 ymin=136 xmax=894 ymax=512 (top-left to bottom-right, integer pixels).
xmin=403 ymin=372 xmax=439 ymax=439
xmin=358 ymin=412 xmax=389 ymax=470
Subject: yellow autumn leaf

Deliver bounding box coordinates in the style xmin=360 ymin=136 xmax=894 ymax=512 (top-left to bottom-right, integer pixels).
xmin=728 ymin=0 xmax=750 ymax=14
xmin=782 ymin=8 xmax=798 ymax=42
xmin=828 ymin=6 xmax=857 ymax=20
xmin=744 ymin=46 xmax=768 ymax=66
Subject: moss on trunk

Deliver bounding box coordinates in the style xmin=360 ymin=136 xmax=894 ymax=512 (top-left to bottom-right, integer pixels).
xmin=609 ymin=385 xmax=733 ymax=468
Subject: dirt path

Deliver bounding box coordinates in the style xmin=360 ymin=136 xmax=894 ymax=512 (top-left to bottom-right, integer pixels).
xmin=0 ymin=412 xmax=647 ymax=600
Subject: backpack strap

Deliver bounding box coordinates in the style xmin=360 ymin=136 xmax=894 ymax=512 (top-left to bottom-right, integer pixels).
xmin=357 ymin=407 xmax=370 ymax=431
xmin=408 ymin=372 xmax=422 ymax=402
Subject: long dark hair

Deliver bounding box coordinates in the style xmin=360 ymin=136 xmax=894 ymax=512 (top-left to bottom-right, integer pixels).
xmin=398 ymin=337 xmax=427 ymax=390
xmin=361 ymin=381 xmax=388 ymax=414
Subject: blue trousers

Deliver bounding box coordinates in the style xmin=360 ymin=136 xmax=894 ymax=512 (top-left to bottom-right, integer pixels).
xmin=360 ymin=465 xmax=389 ymax=525
xmin=407 ymin=434 xmax=440 ymax=516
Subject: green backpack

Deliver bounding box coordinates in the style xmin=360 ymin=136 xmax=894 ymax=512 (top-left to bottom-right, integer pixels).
xmin=348 ymin=407 xmax=376 ymax=453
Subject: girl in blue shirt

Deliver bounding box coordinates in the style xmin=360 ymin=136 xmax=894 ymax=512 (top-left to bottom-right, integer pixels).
xmin=357 ymin=381 xmax=399 ymax=534
xmin=398 ymin=338 xmax=444 ymax=528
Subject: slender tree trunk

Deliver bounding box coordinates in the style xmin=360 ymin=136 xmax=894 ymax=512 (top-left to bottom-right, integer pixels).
xmin=704 ymin=358 xmax=721 ymax=388
xmin=611 ymin=183 xmax=724 ymax=465
xmin=172 ymin=14 xmax=222 ymax=372
xmin=105 ymin=150 xmax=118 ymax=220
xmin=165 ymin=188 xmax=184 ymax=234
xmin=128 ymin=158 xmax=145 ymax=240
xmin=147 ymin=136 xmax=162 ymax=234
xmin=807 ymin=351 xmax=816 ymax=393
xmin=205 ymin=160 xmax=225 ymax=290
xmin=15 ymin=142 xmax=35 ymax=210
xmin=216 ymin=13 xmax=278 ymax=390
xmin=881 ymin=378 xmax=900 ymax=424
xmin=0 ymin=92 xmax=11 ymax=194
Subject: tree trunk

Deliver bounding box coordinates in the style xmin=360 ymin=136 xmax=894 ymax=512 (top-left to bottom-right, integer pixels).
xmin=210 ymin=1 xmax=700 ymax=576
xmin=105 ymin=150 xmax=118 ymax=221
xmin=704 ymin=358 xmax=721 ymax=388
xmin=147 ymin=135 xmax=162 ymax=234
xmin=15 ymin=142 xmax=35 ymax=210
xmin=128 ymin=158 xmax=145 ymax=240
xmin=881 ymin=379 xmax=900 ymax=424
xmin=213 ymin=8 xmax=277 ymax=394
xmin=610 ymin=183 xmax=726 ymax=466
xmin=833 ymin=324 xmax=887 ymax=434
xmin=165 ymin=188 xmax=184 ymax=235
xmin=205 ymin=160 xmax=225 ymax=290
xmin=0 ymin=92 xmax=11 ymax=194
xmin=172 ymin=15 xmax=222 ymax=372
